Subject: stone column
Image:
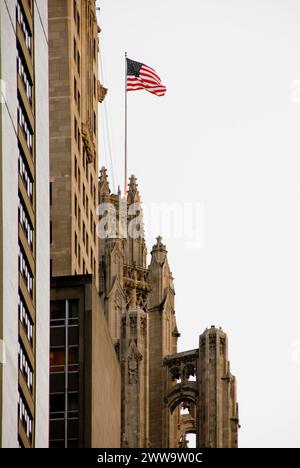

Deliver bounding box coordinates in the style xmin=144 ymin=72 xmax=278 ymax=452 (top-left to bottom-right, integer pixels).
xmin=120 ymin=306 xmax=149 ymax=448
xmin=197 ymin=326 xmax=239 ymax=448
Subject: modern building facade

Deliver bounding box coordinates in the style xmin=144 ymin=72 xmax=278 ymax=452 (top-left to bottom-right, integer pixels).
xmin=49 ymin=0 xmax=105 ymax=286
xmin=49 ymin=275 xmax=120 ymax=448
xmin=0 ymin=0 xmax=49 ymax=448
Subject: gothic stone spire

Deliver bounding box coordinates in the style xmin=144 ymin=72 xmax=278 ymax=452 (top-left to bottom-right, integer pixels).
xmin=99 ymin=166 xmax=111 ymax=195
xmin=127 ymin=174 xmax=140 ymax=203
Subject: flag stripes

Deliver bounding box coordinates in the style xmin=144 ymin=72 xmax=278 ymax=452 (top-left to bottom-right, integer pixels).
xmin=126 ymin=58 xmax=166 ymax=97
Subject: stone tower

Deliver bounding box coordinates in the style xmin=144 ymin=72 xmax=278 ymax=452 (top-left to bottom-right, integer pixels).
xmin=198 ymin=326 xmax=239 ymax=448
xmin=148 ymin=236 xmax=180 ymax=447
xmin=98 ymin=168 xmax=239 ymax=448
xmin=99 ymin=172 xmax=149 ymax=447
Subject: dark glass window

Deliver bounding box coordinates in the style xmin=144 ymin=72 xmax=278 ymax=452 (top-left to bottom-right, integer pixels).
xmin=50 ymin=393 xmax=65 ymax=413
xmin=50 ymin=300 xmax=65 ymax=321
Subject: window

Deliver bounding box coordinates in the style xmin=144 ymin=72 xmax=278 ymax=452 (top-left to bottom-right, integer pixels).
xmin=50 ymin=181 xmax=52 ymax=205
xmin=16 ymin=1 xmax=32 ymax=53
xmin=50 ymin=346 xmax=79 ymax=372
xmin=68 ymin=392 xmax=79 ymax=412
xmin=18 ymin=245 xmax=33 ymax=296
xmin=78 ymin=208 xmax=81 ymax=229
xmin=93 ymin=76 xmax=96 ymax=98
xmin=82 ymin=186 xmax=85 ymax=207
xmin=86 ymin=234 xmax=89 ymax=254
xmin=50 ymin=393 xmax=64 ymax=413
xmin=50 ymin=348 xmax=65 ymax=373
xmin=75 ymin=232 xmax=77 ymax=256
xmin=93 ymin=39 xmax=96 ymax=60
xmin=90 ymin=176 xmax=93 ymax=195
xmin=18 ymin=195 xmax=33 ymax=249
xmin=85 ymin=195 xmax=88 ymax=217
xmin=50 ymin=220 xmax=52 ymax=244
xmin=93 ymin=112 xmax=96 ymax=135
xmin=18 ymin=98 xmax=33 ymax=152
xmin=17 ymin=46 xmax=33 ymax=104
xmin=18 ymin=342 xmax=33 ymax=392
xmin=77 ymin=91 xmax=80 ymax=115
xmin=73 ymin=0 xmax=76 ymax=21
xmin=74 ymin=194 xmax=77 ymax=218
xmin=77 ymin=130 xmax=80 ymax=153
xmin=49 ymin=297 xmax=80 ymax=448
xmin=77 ymin=52 xmax=80 ymax=75
xmin=90 ymin=248 xmax=93 ymax=269
xmin=77 ymin=12 xmax=80 ymax=36
xmin=18 ymin=292 xmax=33 ymax=345
xmin=18 ymin=390 xmax=33 ymax=441
xmin=74 ymin=156 xmax=77 ymax=179
xmin=82 ymin=223 xmax=85 ymax=243
xmin=50 ymin=299 xmax=79 ymax=322
xmin=78 ymin=245 xmax=81 ymax=266
xmin=18 ymin=147 xmax=33 ymax=202
xmin=77 ymin=168 xmax=81 ymax=192
xmin=74 ymin=77 xmax=77 ymax=102
xmin=74 ymin=117 xmax=77 ymax=141
xmin=73 ymin=38 xmax=76 ymax=62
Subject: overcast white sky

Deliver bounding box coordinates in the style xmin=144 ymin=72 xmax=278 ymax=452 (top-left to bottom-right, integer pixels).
xmin=97 ymin=0 xmax=300 ymax=448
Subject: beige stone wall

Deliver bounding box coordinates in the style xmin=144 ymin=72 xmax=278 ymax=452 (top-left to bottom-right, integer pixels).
xmin=49 ymin=0 xmax=72 ymax=277
xmin=49 ymin=0 xmax=99 ymax=287
xmin=91 ymin=283 xmax=121 ymax=448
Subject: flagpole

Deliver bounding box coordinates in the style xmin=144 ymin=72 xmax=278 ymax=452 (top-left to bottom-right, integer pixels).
xmin=124 ymin=51 xmax=128 ymax=195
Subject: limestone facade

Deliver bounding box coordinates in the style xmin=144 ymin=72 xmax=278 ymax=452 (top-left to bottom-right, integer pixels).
xmin=49 ymin=0 xmax=101 ymax=287
xmin=99 ymin=169 xmax=239 ymax=448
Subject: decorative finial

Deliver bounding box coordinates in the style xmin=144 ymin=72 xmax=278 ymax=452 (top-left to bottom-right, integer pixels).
xmin=127 ymin=174 xmax=141 ymax=203
xmin=128 ymin=174 xmax=138 ymax=193
xmin=99 ymin=166 xmax=111 ymax=195
xmin=152 ymin=235 xmax=167 ymax=253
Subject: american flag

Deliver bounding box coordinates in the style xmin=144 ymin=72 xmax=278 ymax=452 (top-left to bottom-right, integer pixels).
xmin=126 ymin=58 xmax=167 ymax=97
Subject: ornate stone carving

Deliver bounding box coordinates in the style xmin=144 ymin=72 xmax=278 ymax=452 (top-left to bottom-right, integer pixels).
xmin=127 ymin=341 xmax=142 ymax=384
xmin=98 ymin=81 xmax=107 ymax=103
xmin=81 ymin=122 xmax=94 ymax=163
xmin=129 ymin=315 xmax=137 ymax=330
xmin=140 ymin=316 xmax=147 ymax=335
xmin=220 ymin=337 xmax=226 ymax=356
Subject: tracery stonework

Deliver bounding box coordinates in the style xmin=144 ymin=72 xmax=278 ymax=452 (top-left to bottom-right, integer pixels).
xmin=99 ymin=169 xmax=239 ymax=448
xmin=128 ymin=341 xmax=142 ymax=385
